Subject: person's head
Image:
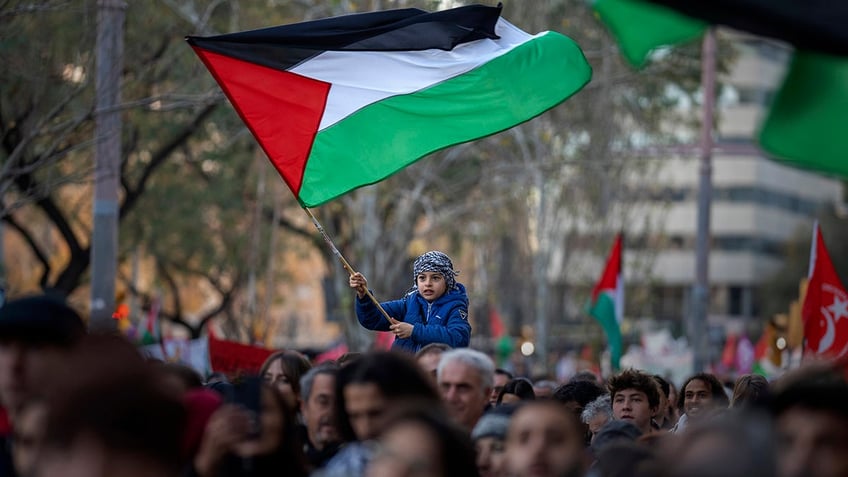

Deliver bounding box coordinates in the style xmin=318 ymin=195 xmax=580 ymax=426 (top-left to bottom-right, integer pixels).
xmin=678 ymin=373 xmax=728 ymax=422
xmin=336 ymin=352 xmax=362 ymax=367
xmin=438 ymin=348 xmax=495 ymax=431
xmin=472 ymin=406 xmax=515 ymax=477
xmin=416 ymin=343 xmax=452 ymax=383
xmin=412 ymin=251 xmax=458 ymax=302
xmin=260 ymin=350 xmax=312 ymax=408
xmin=336 ymin=351 xmax=441 ymax=442
xmin=35 ymin=335 xmax=186 ymax=477
xmin=299 ymin=363 xmax=340 ymax=450
xmin=181 ymin=388 xmax=223 ymax=460
xmin=552 ymin=379 xmax=606 ymax=417
xmin=590 ymin=419 xmax=643 ymax=457
xmin=661 ymin=411 xmax=776 ymax=477
xmin=155 ymin=362 xmax=204 ymax=397
xmin=532 ymin=380 xmax=558 ymax=399
xmin=666 ymin=379 xmax=680 ymax=425
xmin=490 ymin=368 xmax=513 ymax=405
xmin=770 ymin=365 xmax=848 ymax=477
xmin=570 ymin=371 xmax=600 ymax=384
xmin=580 ymin=394 xmax=613 ymax=443
xmin=608 ymin=369 xmax=661 ymax=434
xmin=731 ymin=374 xmax=770 ymax=409
xmin=0 ymin=294 xmax=84 ymax=419
xmin=505 ymin=400 xmax=589 ymax=477
xmin=497 ymin=377 xmax=535 ymax=405
xmin=594 ymin=441 xmax=658 ymax=477
xmin=367 ymin=403 xmax=479 ymax=477
xmin=231 ymin=381 xmax=306 ymax=470
xmin=648 ymin=376 xmax=666 ymax=422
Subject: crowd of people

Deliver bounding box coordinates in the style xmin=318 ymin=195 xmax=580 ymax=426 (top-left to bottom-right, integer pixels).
xmin=2 ymin=293 xmax=848 ymax=477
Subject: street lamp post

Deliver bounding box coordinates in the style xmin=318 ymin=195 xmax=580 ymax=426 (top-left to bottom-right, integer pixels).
xmin=691 ymin=27 xmax=717 ymax=373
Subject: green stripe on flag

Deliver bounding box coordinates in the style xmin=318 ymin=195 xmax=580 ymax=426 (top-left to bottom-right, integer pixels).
xmin=588 ymin=292 xmax=623 ymax=371
xmin=760 ymin=51 xmax=848 ymax=177
xmin=298 ymin=31 xmax=591 ymax=207
xmin=594 ymin=0 xmax=706 ymax=68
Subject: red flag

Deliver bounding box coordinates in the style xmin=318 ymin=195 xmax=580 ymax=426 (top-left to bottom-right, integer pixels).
xmin=802 ymin=222 xmax=848 ymax=359
xmin=373 ymin=331 xmax=395 ymax=351
xmin=208 ymin=333 xmax=274 ymax=375
xmin=720 ymin=334 xmax=738 ymax=369
xmin=489 ymin=306 xmax=506 ymax=338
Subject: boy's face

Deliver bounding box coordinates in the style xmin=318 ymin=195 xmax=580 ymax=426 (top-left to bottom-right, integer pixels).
xmin=612 ymin=388 xmax=656 ymax=433
xmin=417 ymin=271 xmax=447 ymax=302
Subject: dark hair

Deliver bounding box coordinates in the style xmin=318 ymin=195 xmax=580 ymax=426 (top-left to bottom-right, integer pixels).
xmin=653 ymin=375 xmax=671 ymax=399
xmin=0 ymin=294 xmax=85 ymax=346
xmin=594 ymin=441 xmax=658 ymax=477
xmin=553 ymin=380 xmax=606 ymax=417
xmin=495 ymin=368 xmax=514 ymax=379
xmin=770 ymin=365 xmax=848 ymax=419
xmin=570 ymin=371 xmax=600 ymax=383
xmin=259 ymin=350 xmax=312 ymax=397
xmin=677 ymin=373 xmax=729 ymax=411
xmin=337 ymin=352 xmax=362 ymax=367
xmin=335 ymin=351 xmax=441 ymax=441
xmin=415 ymin=342 xmax=452 ymax=358
xmin=156 ymin=362 xmax=204 ymax=390
xmin=608 ymin=369 xmax=662 ymax=409
xmin=257 ymin=382 xmax=309 ymax=476
xmin=731 ymin=374 xmax=770 ymax=408
xmin=497 ymin=377 xmax=535 ymax=404
xmin=43 ymin=335 xmax=186 ymax=472
xmin=376 ymin=403 xmax=480 ymax=477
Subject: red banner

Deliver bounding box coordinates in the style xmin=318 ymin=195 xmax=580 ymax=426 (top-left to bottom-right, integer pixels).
xmin=208 ymin=334 xmax=274 ymax=375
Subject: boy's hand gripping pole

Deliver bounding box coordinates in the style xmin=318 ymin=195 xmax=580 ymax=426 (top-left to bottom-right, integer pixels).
xmin=304 ymin=208 xmax=399 ymax=326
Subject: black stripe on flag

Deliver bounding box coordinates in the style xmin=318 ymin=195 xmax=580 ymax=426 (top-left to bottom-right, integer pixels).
xmin=186 ymin=3 xmax=502 ymax=72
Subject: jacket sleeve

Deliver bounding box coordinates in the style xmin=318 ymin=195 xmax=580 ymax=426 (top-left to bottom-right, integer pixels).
xmin=410 ymin=303 xmax=471 ymax=347
xmin=355 ymin=293 xmax=406 ymax=332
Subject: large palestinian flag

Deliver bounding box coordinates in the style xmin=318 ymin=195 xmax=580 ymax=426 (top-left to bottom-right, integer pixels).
xmin=187 ymin=4 xmax=592 ymax=207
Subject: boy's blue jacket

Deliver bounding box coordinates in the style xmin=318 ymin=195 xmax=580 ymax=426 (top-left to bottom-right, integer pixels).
xmin=355 ymin=283 xmax=471 ymax=353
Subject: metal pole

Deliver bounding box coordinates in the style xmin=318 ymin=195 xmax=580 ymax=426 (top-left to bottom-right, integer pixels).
xmin=692 ymin=28 xmax=716 ymax=373
xmin=533 ymin=169 xmax=549 ymax=372
xmin=89 ymin=0 xmax=126 ymax=331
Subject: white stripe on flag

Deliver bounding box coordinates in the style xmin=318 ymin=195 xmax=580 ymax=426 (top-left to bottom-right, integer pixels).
xmin=289 ymin=19 xmax=539 ymax=130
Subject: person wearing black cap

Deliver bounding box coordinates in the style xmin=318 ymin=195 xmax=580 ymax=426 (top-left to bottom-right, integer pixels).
xmin=0 ymin=294 xmax=84 ymax=476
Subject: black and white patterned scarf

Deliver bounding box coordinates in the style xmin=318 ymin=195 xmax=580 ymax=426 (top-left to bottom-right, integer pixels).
xmin=412 ymin=251 xmax=458 ymax=292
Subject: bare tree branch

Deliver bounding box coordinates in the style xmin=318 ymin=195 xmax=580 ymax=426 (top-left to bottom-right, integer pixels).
xmin=2 ymin=213 xmax=51 ymax=288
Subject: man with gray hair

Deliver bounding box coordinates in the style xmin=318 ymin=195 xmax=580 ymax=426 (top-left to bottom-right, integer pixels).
xmin=581 ymin=394 xmax=613 ymax=444
xmin=299 ymin=363 xmax=341 ymax=470
xmin=437 ymin=348 xmax=494 ymax=432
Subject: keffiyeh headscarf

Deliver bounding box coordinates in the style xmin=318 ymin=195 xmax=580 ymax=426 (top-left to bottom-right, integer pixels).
xmin=412 ymin=251 xmax=458 ymax=292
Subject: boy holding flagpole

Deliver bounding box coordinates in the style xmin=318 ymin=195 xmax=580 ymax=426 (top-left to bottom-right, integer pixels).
xmin=349 ymin=251 xmax=470 ymax=353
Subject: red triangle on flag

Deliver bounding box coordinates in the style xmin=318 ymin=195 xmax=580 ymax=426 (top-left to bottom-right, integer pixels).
xmin=802 ymin=223 xmax=848 ymax=359
xmin=591 ymin=233 xmax=622 ymax=302
xmin=191 ymin=47 xmax=330 ymax=199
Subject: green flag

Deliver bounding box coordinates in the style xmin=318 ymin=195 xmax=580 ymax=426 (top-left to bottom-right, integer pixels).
xmin=593 ymin=0 xmax=706 ymax=68
xmin=760 ymin=51 xmax=848 ymax=177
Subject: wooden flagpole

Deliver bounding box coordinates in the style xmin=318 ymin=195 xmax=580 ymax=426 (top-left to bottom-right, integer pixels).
xmin=303 ymin=207 xmax=398 ymax=325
